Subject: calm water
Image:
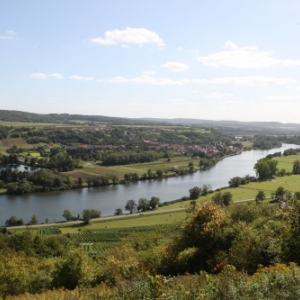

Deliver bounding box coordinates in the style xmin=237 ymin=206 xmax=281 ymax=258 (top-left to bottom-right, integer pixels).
xmin=0 ymin=144 xmax=298 ymax=225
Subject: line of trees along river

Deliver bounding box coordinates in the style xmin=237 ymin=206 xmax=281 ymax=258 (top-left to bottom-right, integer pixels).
xmin=0 ymin=144 xmax=298 ymax=226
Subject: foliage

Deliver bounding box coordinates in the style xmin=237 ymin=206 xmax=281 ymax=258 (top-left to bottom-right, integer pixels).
xmin=62 ymin=210 xmax=74 ymax=221
xmin=162 ymin=203 xmax=230 ymax=274
xmin=293 ymin=159 xmax=300 ymax=174
xmin=0 ymin=168 xmax=80 ymax=194
xmin=82 ymin=209 xmax=101 ymax=224
xmin=212 ymin=191 xmax=232 ymax=206
xmin=125 ymin=199 xmax=137 ymax=214
xmin=254 ymin=159 xmax=278 ymax=180
xmin=5 ymin=216 xmax=24 ymax=227
xmin=189 ymin=186 xmax=202 ymax=200
xmin=255 ymin=190 xmax=266 ymax=204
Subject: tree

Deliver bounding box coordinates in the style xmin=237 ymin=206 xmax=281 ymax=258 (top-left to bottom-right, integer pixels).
xmin=114 ymin=208 xmax=123 ymax=215
xmin=111 ymin=175 xmax=119 ymax=185
xmin=5 ymin=216 xmax=24 ymax=227
xmin=201 ymin=184 xmax=212 ymax=196
xmin=77 ymin=177 xmax=83 ymax=187
xmin=255 ymin=191 xmax=266 ymax=204
xmin=211 ymin=192 xmax=223 ymax=206
xmin=149 ymin=196 xmax=160 ymax=210
xmin=293 ymin=160 xmax=300 ymax=174
xmin=228 ymin=176 xmax=242 ymax=187
xmin=163 ymin=203 xmax=228 ymax=274
xmin=62 ymin=209 xmax=73 ymax=221
xmin=222 ymin=191 xmax=232 ymax=206
xmin=51 ymin=249 xmax=84 ymax=290
xmin=275 ymin=186 xmax=286 ymax=201
xmin=212 ymin=191 xmax=232 ymax=206
xmin=156 ymin=169 xmax=163 ymax=178
xmin=125 ymin=199 xmax=137 ymax=214
xmin=189 ymin=186 xmax=202 ymax=200
xmin=137 ymin=198 xmax=150 ymax=212
xmin=82 ymin=209 xmax=101 ymax=224
xmin=254 ymin=159 xmax=278 ymax=180
xmin=30 ymin=214 xmax=38 ymax=225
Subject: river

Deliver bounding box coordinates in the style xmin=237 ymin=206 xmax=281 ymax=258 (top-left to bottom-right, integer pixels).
xmin=0 ymin=144 xmax=299 ymax=225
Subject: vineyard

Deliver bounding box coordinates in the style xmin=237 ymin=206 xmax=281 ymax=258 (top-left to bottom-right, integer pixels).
xmin=71 ymin=224 xmax=175 ymax=254
xmin=37 ymin=227 xmax=61 ymax=235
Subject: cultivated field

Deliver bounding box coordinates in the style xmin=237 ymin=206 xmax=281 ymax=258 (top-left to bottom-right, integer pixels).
xmin=65 ymin=156 xmax=197 ymax=180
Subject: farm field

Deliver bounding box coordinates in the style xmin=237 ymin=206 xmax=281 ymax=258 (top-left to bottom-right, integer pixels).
xmin=0 ymin=137 xmax=39 ymax=150
xmin=0 ymin=121 xmax=58 ymax=127
xmin=65 ymin=156 xmax=197 ymax=180
xmin=60 ymin=210 xmax=187 ymax=234
xmin=275 ymin=154 xmax=300 ymax=172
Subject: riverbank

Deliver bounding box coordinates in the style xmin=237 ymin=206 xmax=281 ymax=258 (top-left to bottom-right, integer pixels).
xmin=0 ymin=144 xmax=298 ymax=226
xmin=0 ymin=153 xmax=232 ymax=196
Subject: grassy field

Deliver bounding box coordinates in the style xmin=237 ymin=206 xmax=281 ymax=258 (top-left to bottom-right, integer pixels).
xmin=66 ymin=156 xmax=197 ymax=180
xmin=275 ymin=154 xmax=300 ymax=172
xmin=0 ymin=137 xmax=37 ymax=149
xmin=0 ymin=121 xmax=58 ymax=127
xmin=59 ymin=210 xmax=187 ymax=234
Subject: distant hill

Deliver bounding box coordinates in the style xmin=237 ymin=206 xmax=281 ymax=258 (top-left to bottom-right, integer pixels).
xmin=1 ymin=110 xmax=300 ymax=135
xmin=0 ymin=110 xmax=154 ymax=125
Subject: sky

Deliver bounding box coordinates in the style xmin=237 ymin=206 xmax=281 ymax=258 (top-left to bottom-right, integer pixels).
xmin=1 ymin=1 xmax=300 ymax=123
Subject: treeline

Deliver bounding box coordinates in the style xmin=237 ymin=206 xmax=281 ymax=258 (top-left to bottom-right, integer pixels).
xmin=0 ymin=125 xmax=9 ymax=139
xmin=0 ymin=153 xmax=19 ymax=165
xmin=253 ymin=148 xmax=300 ymax=180
xmin=252 ymin=135 xmax=282 ymax=149
xmin=101 ymin=151 xmax=164 ymax=166
xmin=7 ymin=124 xmax=235 ymax=148
xmin=0 ymin=168 xmax=81 ymax=194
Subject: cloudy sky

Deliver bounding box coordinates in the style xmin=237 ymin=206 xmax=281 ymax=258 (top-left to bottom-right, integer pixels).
xmin=1 ymin=1 xmax=300 ymax=123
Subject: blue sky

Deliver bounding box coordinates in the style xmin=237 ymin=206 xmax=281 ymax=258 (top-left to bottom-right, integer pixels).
xmin=1 ymin=1 xmax=300 ymax=123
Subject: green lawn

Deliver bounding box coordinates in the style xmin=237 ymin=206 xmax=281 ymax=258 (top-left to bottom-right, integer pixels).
xmin=66 ymin=157 xmax=197 ymax=180
xmin=275 ymin=154 xmax=300 ymax=172
xmin=60 ymin=210 xmax=187 ymax=234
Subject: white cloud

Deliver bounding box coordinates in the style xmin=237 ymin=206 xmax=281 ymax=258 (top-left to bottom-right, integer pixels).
xmin=31 ymin=73 xmax=64 ymax=79
xmin=261 ymin=95 xmax=300 ymax=102
xmin=163 ymin=62 xmax=189 ymax=72
xmin=176 ymin=46 xmax=184 ymax=52
xmin=0 ymin=30 xmax=17 ymax=40
xmin=205 ymin=92 xmax=233 ymax=99
xmin=197 ymin=41 xmax=300 ymax=68
xmin=125 ymin=75 xmax=180 ymax=85
xmin=209 ymin=76 xmax=297 ymax=86
xmin=70 ymin=75 xmax=93 ymax=81
xmin=91 ymin=27 xmax=164 ymax=47
xmin=0 ymin=35 xmax=12 ymax=40
xmin=106 ymin=74 xmax=296 ymax=87
xmin=142 ymin=70 xmax=156 ymax=76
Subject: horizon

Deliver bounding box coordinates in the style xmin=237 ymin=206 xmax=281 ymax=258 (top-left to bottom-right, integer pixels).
xmin=1 ymin=1 xmax=300 ymax=123
xmin=3 ymin=108 xmax=300 ymax=126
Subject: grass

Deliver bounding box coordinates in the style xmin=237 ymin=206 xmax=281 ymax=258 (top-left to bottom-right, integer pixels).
xmin=241 ymin=141 xmax=253 ymax=148
xmin=66 ymin=157 xmax=197 ymax=180
xmin=0 ymin=138 xmax=38 ymax=149
xmin=275 ymin=154 xmax=300 ymax=172
xmin=28 ymin=152 xmax=41 ymax=158
xmin=60 ymin=210 xmax=187 ymax=234
xmin=0 ymin=121 xmax=59 ymax=127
